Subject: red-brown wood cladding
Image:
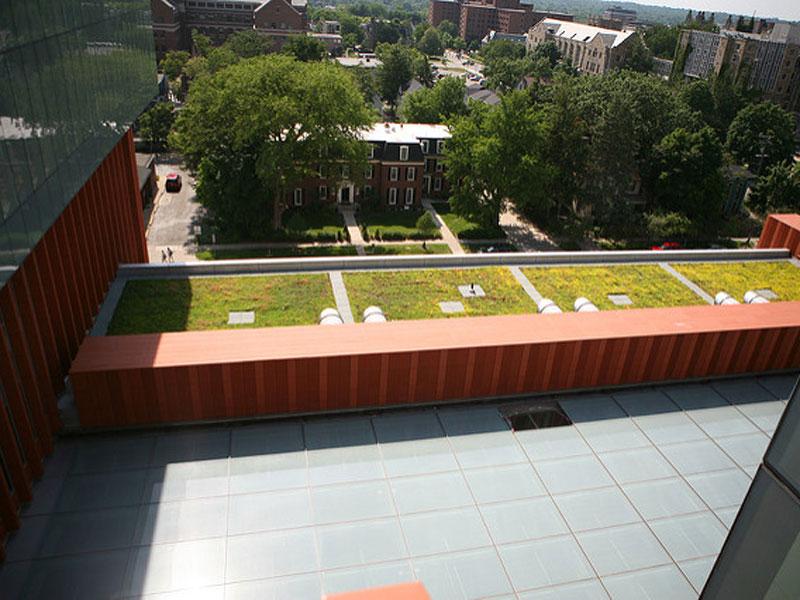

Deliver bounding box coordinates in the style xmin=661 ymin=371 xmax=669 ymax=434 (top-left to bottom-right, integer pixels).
xmin=0 ymin=131 xmax=148 ymax=557
xmin=70 ymin=302 xmax=800 ymax=429
xmin=758 ymin=214 xmax=800 ymax=258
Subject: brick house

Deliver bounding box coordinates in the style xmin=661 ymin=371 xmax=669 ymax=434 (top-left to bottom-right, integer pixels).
xmin=288 ymin=123 xmax=451 ymax=210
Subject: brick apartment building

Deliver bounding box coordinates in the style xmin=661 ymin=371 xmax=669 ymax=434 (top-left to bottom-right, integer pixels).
xmin=428 ymin=0 xmax=573 ymax=42
xmin=527 ymin=19 xmax=637 ymax=75
xmin=677 ymin=22 xmax=800 ymax=111
xmin=151 ymin=0 xmax=308 ymax=60
xmin=289 ymin=123 xmax=451 ymax=210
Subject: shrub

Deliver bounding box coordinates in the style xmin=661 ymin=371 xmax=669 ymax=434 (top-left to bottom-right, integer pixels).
xmin=416 ymin=211 xmax=438 ymax=233
xmin=285 ymin=212 xmax=308 ymax=233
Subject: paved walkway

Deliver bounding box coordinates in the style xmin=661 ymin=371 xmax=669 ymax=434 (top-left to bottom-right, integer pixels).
xmin=659 ymin=262 xmax=715 ymax=304
xmin=340 ymin=208 xmax=366 ymax=256
xmin=328 ymin=271 xmax=355 ymax=323
xmin=499 ymin=207 xmax=559 ymax=252
xmin=146 ymin=165 xmax=203 ymax=263
xmin=508 ymin=266 xmax=543 ymax=304
xmin=423 ymin=199 xmax=464 ymax=255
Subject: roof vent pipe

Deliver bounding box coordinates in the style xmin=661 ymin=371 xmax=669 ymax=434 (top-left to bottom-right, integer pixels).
xmin=574 ymin=297 xmax=599 ymax=313
xmin=744 ymin=291 xmax=770 ymax=304
xmin=319 ymin=308 xmax=344 ymax=325
xmin=714 ymin=292 xmax=739 ymax=306
xmin=363 ymin=306 xmax=387 ymax=323
xmin=537 ymin=298 xmax=563 ymax=314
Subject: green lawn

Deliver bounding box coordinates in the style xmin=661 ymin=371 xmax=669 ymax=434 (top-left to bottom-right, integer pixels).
xmin=363 ymin=243 xmax=451 ymax=255
xmin=359 ymin=210 xmax=442 ymax=240
xmin=107 ymin=275 xmax=335 ymax=334
xmin=195 ymin=245 xmax=358 ymax=260
xmin=672 ymin=261 xmax=800 ymax=302
xmin=463 ymin=242 xmax=518 ymax=253
xmin=522 ymin=265 xmax=703 ymax=311
xmin=344 ymin=267 xmax=535 ymax=321
xmin=281 ymin=207 xmax=347 ymax=242
xmin=435 ymin=204 xmax=505 ymax=240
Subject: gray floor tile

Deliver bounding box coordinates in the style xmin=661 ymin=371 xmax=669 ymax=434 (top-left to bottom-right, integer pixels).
xmin=664 ymin=384 xmax=758 ymax=438
xmin=228 ymin=452 xmax=308 ymax=496
xmin=402 ymin=507 xmax=491 ymax=556
xmin=622 ymin=478 xmax=707 ymax=521
xmin=576 ymin=523 xmax=671 ymax=576
xmin=70 ymin=435 xmax=156 ymax=474
xmin=686 ymin=469 xmax=751 ymax=509
xmin=230 ymin=421 xmax=305 ymax=457
xmin=499 ymin=536 xmax=595 ymax=592
xmin=322 ymin=561 xmax=414 ymax=596
xmin=715 ymin=432 xmax=770 ymax=467
xmin=317 ymin=518 xmax=407 ymax=570
xmin=45 ymin=469 xmax=148 ymax=513
xmin=3 ymin=550 xmax=131 ymax=600
xmin=554 ymin=487 xmax=640 ymax=532
xmin=659 ymin=440 xmax=736 ymax=475
xmin=128 ymin=537 xmax=226 ymax=595
xmin=649 ymin=512 xmax=727 ymax=562
xmin=598 ymin=447 xmax=676 ymax=485
xmin=311 ymin=480 xmax=394 ymax=525
xmin=373 ymin=411 xmax=459 ymax=477
xmin=575 ymin=419 xmax=651 ymax=454
xmin=714 ymin=506 xmax=739 ymax=528
xmin=560 ymin=395 xmax=626 ymax=422
xmin=480 ymin=497 xmax=568 ymax=544
xmin=225 ymin=574 xmax=321 ymax=600
xmin=413 ymin=547 xmax=514 ymax=600
xmin=35 ymin=506 xmax=139 ymax=559
xmin=464 ymin=463 xmax=546 ymax=504
xmin=151 ymin=429 xmax=231 ymax=466
xmin=140 ymin=585 xmax=226 ymax=600
xmin=756 ymin=373 xmax=798 ymax=401
xmin=225 ymin=529 xmax=317 ymax=582
xmin=144 ymin=459 xmax=229 ymax=503
xmin=614 ymin=389 xmax=706 ymax=445
xmin=305 ymin=417 xmax=385 ymax=485
xmin=612 ymin=389 xmax=678 ymax=417
xmin=39 ymin=440 xmax=77 ymax=481
xmin=390 ymin=471 xmax=472 ymax=514
xmin=515 ymin=426 xmax=592 ymax=461
xmin=534 ymin=455 xmax=614 ymax=495
xmin=602 ymin=564 xmax=695 ymax=600
xmin=228 ymin=489 xmax=313 ymax=535
xmin=679 ymin=556 xmax=716 ymax=593
xmin=518 ymin=579 xmax=609 ymax=599
xmin=438 ymin=407 xmax=527 ymax=468
xmin=733 ymin=400 xmax=785 ymax=434
xmin=20 ymin=478 xmax=65 ymax=517
xmin=135 ymin=497 xmax=228 ymax=545
xmin=712 ymin=377 xmax=779 ymax=405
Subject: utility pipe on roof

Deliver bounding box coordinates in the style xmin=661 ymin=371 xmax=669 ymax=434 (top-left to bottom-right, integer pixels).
xmin=714 ymin=292 xmax=739 ymax=306
xmin=574 ymin=297 xmax=599 ymax=313
xmin=319 ymin=308 xmax=344 ymax=325
xmin=744 ymin=291 xmax=770 ymax=304
xmin=537 ymin=298 xmax=563 ymax=314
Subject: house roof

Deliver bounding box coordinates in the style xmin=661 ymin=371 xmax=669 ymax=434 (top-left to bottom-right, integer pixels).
xmin=538 ymin=19 xmax=636 ymax=48
xmin=361 ymin=122 xmax=451 ymax=144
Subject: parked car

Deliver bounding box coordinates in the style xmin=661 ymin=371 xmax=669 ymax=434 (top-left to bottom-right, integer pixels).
xmin=165 ymin=173 xmax=182 ymax=193
xmin=651 ymin=241 xmax=682 ymax=251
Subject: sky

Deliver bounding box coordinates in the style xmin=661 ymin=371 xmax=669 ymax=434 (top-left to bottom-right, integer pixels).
xmin=632 ymin=0 xmax=800 ymax=21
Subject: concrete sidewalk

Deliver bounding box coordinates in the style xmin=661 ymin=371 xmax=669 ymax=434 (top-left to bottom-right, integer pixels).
xmin=423 ymin=199 xmax=464 ymax=255
xmin=340 ymin=208 xmax=366 ymax=256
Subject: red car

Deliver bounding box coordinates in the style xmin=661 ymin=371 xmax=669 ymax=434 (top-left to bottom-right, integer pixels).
xmin=165 ymin=173 xmax=182 ymax=193
xmin=651 ymin=241 xmax=682 ymax=251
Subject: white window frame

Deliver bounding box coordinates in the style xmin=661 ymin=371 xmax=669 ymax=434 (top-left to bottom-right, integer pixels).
xmin=293 ymin=188 xmax=303 ymax=206
xmin=368 ymin=144 xmax=375 ymax=159
xmin=341 ymin=164 xmax=349 ymax=178
xmin=406 ymin=167 xmax=416 ymax=181
xmin=434 ymin=177 xmax=442 ymax=191
xmin=435 ymin=160 xmax=444 ymax=172
xmin=404 ymin=187 xmax=414 ymax=205
xmin=388 ymin=188 xmax=398 ymax=205
xmin=365 ymin=164 xmax=374 ymax=179
xmin=318 ymin=185 xmax=327 ymax=200
xmin=421 ymin=140 xmax=429 ymax=153
xmin=399 ymin=145 xmax=409 ymax=161
xmin=390 ymin=166 xmax=399 ymax=181
xmin=436 ymin=140 xmax=445 ymax=154
xmin=318 ymin=164 xmax=326 ymax=178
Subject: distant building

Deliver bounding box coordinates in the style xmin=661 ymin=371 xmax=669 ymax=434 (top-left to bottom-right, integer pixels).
xmin=481 ymin=30 xmax=527 ymax=46
xmin=428 ymin=0 xmax=573 ymax=42
xmin=290 ymin=123 xmax=451 ymax=209
xmin=151 ymin=0 xmax=309 ymax=60
xmin=652 ymin=57 xmax=674 ymax=79
xmin=590 ymin=5 xmax=637 ymax=31
xmin=676 ymin=23 xmax=800 ymax=111
xmin=527 ymin=19 xmax=638 ymax=75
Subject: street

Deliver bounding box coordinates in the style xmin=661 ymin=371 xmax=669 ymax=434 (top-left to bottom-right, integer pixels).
xmin=146 ymin=162 xmax=203 ymax=262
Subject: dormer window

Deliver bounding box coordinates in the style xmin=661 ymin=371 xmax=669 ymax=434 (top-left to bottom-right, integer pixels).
xmin=421 ymin=140 xmax=429 ymax=153
xmin=436 ymin=140 xmax=445 ymax=154
xmin=399 ymin=145 xmax=409 ymax=161
xmin=368 ymin=144 xmax=375 ymax=159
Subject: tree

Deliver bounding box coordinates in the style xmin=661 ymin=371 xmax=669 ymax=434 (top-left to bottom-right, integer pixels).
xmin=412 ymin=51 xmax=435 ymax=87
xmin=171 ymin=55 xmax=374 ymax=234
xmin=480 ymin=39 xmax=525 ymax=63
xmin=375 ymin=43 xmax=414 ymax=109
xmin=160 ymin=50 xmax=190 ymax=79
xmin=647 ymin=126 xmax=725 ymax=232
xmin=748 ymin=161 xmax=800 ymax=215
xmin=282 ymin=35 xmax=327 ymax=62
xmin=224 ymin=30 xmax=273 ymax=58
xmin=399 ymin=76 xmax=467 ymax=123
xmin=643 ymin=24 xmax=679 ymax=60
xmin=529 ymin=41 xmax=560 ymax=68
xmin=446 ymin=92 xmax=552 ymax=227
xmin=483 ymin=57 xmax=527 ymax=92
xmin=206 ymin=47 xmax=239 ymax=74
xmin=680 ymin=80 xmax=718 ymax=131
xmin=439 ymin=20 xmax=458 ymax=38
xmin=727 ymin=102 xmax=795 ymax=173
xmin=416 ymin=211 xmax=438 ymax=233
xmin=138 ymin=102 xmax=175 ymax=150
xmin=192 ymin=30 xmax=212 ymax=57
xmin=418 ymin=28 xmax=443 ymax=56
xmin=622 ymin=36 xmax=654 ymax=73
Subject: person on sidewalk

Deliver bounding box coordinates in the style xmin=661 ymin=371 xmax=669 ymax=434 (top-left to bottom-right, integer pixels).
xmin=167 ymin=247 xmax=174 ymax=262
xmin=161 ymin=249 xmax=167 ymax=263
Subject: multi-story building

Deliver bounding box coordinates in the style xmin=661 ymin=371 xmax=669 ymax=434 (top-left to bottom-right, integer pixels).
xmin=676 ymin=24 xmax=800 ymax=111
xmin=151 ymin=0 xmax=308 ymax=60
xmin=288 ymin=123 xmax=450 ymax=210
xmin=428 ymin=0 xmax=573 ymax=42
xmin=527 ymin=19 xmax=637 ymax=75
xmin=589 ymin=5 xmax=638 ymax=31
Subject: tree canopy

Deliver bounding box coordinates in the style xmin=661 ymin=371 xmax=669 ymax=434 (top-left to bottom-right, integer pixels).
xmin=137 ymin=102 xmax=175 ymax=150
xmin=282 ymin=35 xmax=327 ymax=62
xmin=399 ymin=76 xmax=468 ymax=123
xmin=726 ymin=102 xmax=795 ymax=173
xmin=375 ymin=43 xmax=415 ymax=109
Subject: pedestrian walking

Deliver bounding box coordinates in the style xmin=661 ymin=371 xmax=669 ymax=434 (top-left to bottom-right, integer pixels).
xmin=167 ymin=247 xmax=174 ymax=262
xmin=161 ymin=249 xmax=167 ymax=263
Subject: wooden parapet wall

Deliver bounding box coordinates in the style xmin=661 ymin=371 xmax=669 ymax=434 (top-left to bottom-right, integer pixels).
xmin=70 ymin=302 xmax=800 ymax=429
xmin=758 ymin=214 xmax=800 ymax=259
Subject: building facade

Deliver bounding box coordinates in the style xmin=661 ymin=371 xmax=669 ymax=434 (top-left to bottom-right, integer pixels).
xmin=0 ymin=0 xmax=155 ymax=558
xmin=677 ymin=24 xmax=800 ymax=111
xmin=527 ymin=19 xmax=637 ymax=75
xmin=288 ymin=123 xmax=451 ymax=210
xmin=428 ymin=0 xmax=573 ymax=42
xmin=151 ymin=0 xmax=308 ymax=60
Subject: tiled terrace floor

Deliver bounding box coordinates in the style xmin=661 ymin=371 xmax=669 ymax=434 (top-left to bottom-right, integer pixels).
xmin=0 ymin=373 xmax=796 ymax=600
